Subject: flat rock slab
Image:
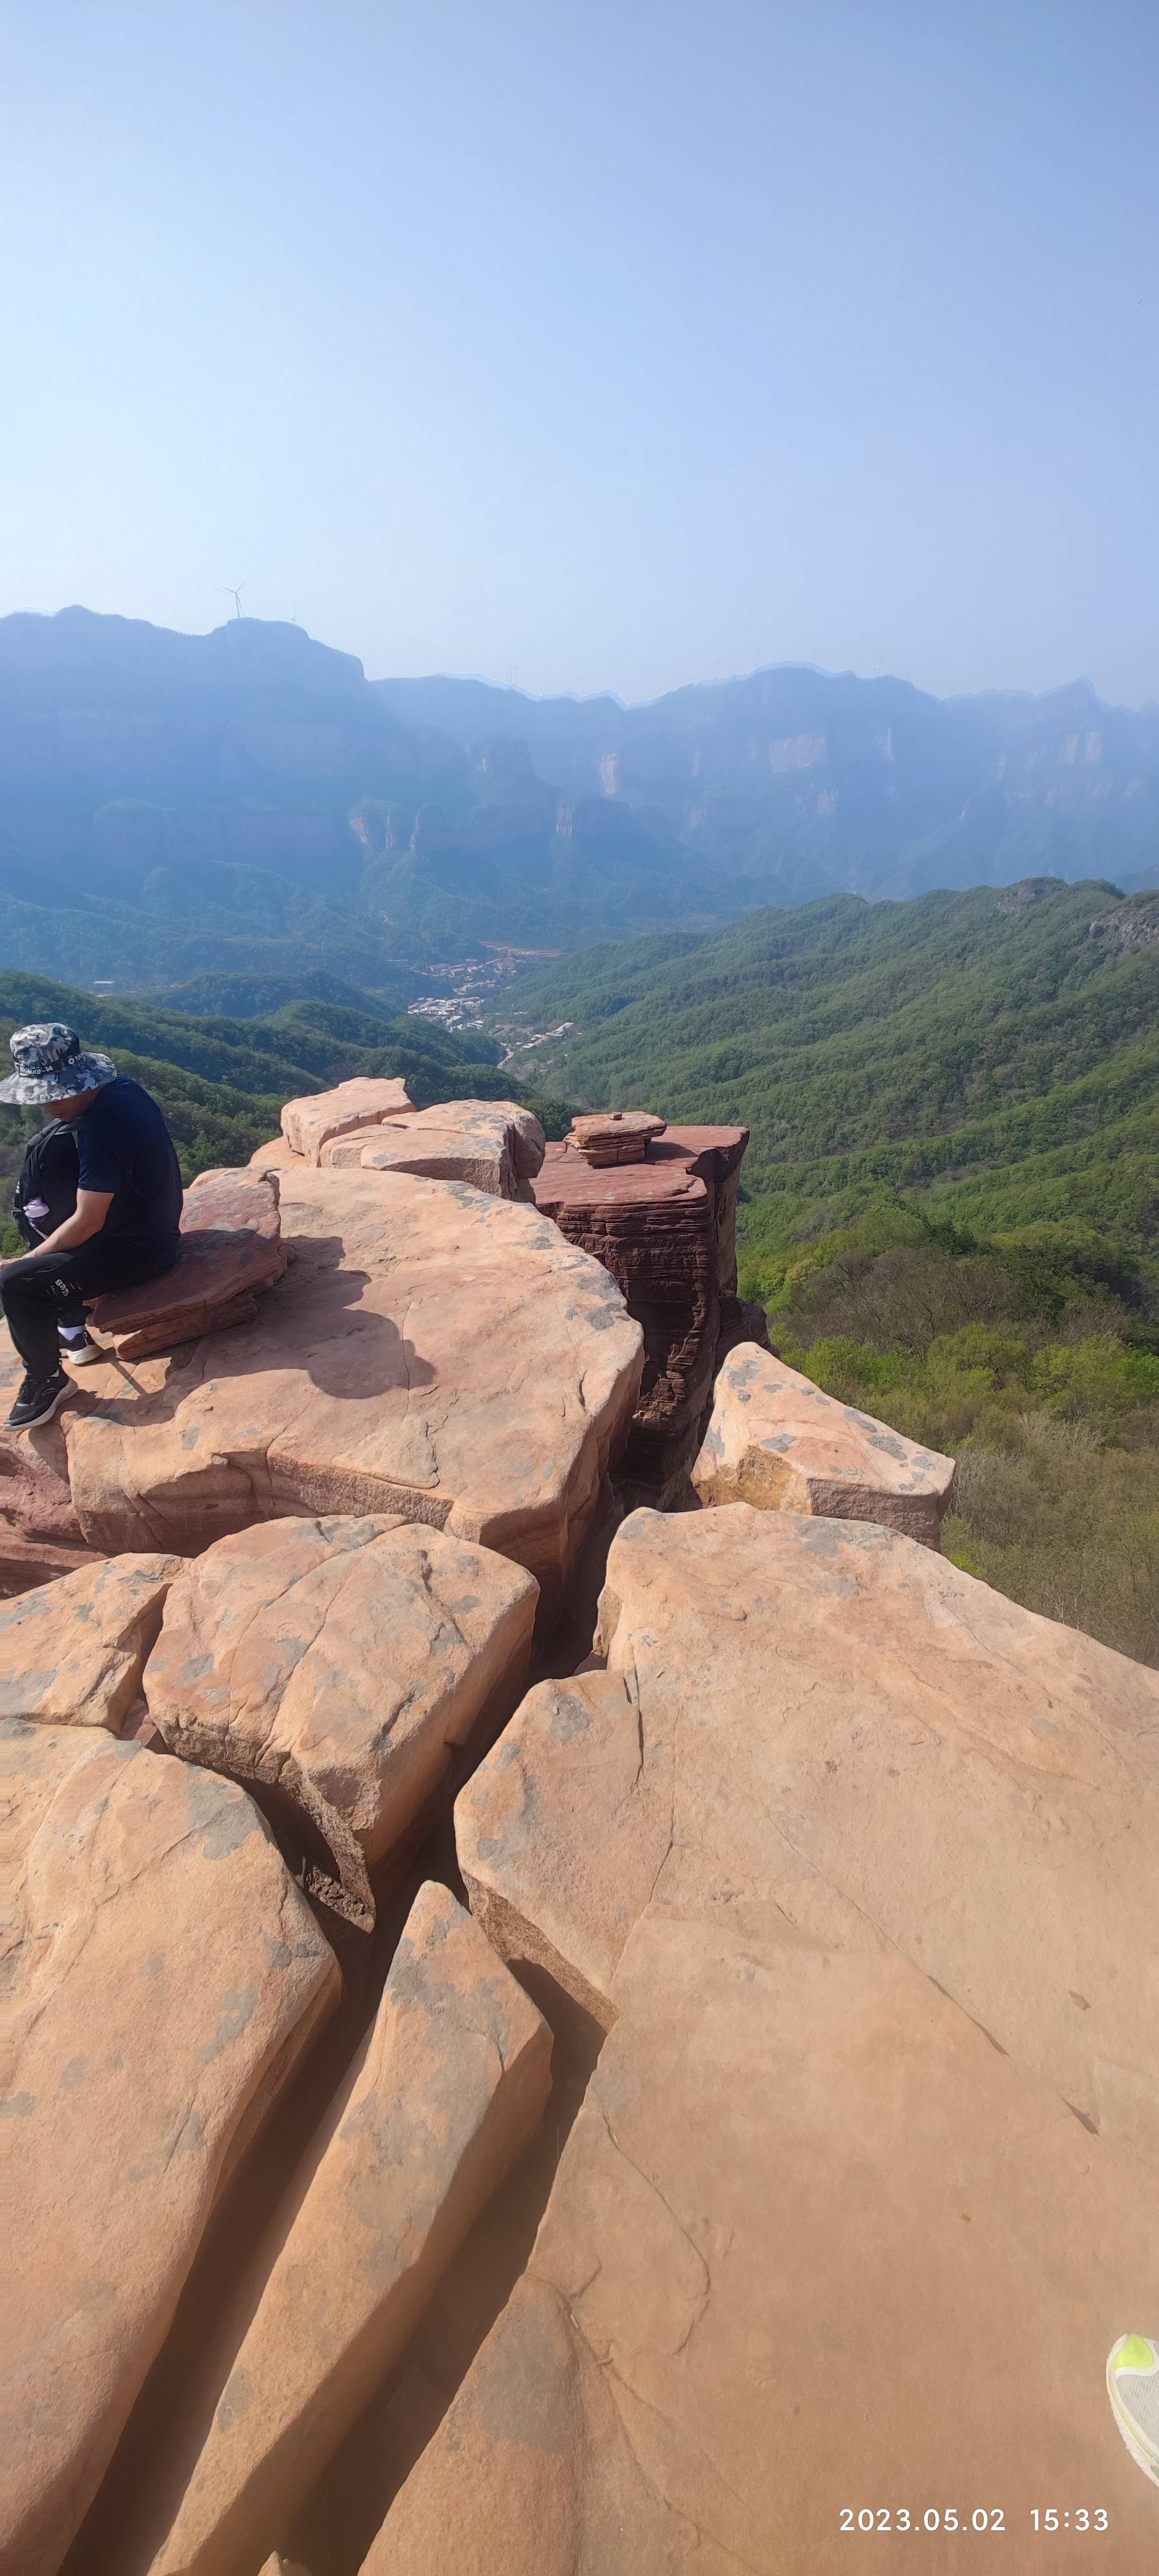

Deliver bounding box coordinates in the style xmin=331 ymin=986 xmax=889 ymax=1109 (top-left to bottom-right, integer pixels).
xmin=323 ymin=1099 xmax=545 ymax=1198
xmin=281 ymin=1079 xmax=413 ymax=1166
xmin=0 ymin=1719 xmax=339 ymax=2576
xmin=366 ymin=1505 xmax=1159 ymax=2571
xmin=151 ymin=1881 xmax=551 ymax=2576
xmin=0 ymin=1550 xmax=181 ymax=1729
xmin=145 ymin=1516 xmax=539 ymax=1921
xmin=692 ymin=1341 xmax=956 ymax=1544
xmin=90 ymin=1170 xmax=288 ymax=1359
xmin=366 ymin=1924 xmax=1159 ymax=2575
xmin=64 ymin=1170 xmax=643 ymax=1625
xmin=500 ymin=1506 xmax=1159 ymax=2155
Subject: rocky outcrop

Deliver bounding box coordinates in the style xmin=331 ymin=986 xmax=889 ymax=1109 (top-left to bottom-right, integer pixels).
xmin=368 ymin=1504 xmax=1159 ymax=2568
xmin=325 ymin=1098 xmax=545 ymax=1197
xmin=692 ymin=1342 xmax=955 ymax=1544
xmin=0 ymin=1719 xmax=339 ymax=2576
xmin=0 ymin=1551 xmax=180 ymax=1728
xmin=144 ymin=1517 xmax=539 ymax=1923
xmin=8 ymin=1072 xmax=1158 ymax=2576
xmin=0 ymin=1356 xmax=100 ymax=1595
xmin=149 ymin=1882 xmax=551 ymax=2576
xmin=563 ymin=1110 xmax=666 ymax=1166
xmin=62 ymin=1168 xmax=643 ymax=1624
xmin=89 ymin=1170 xmax=288 ymax=1359
xmin=530 ymin=1124 xmax=751 ymax=1502
xmin=280 ymin=1078 xmax=413 ymax=1166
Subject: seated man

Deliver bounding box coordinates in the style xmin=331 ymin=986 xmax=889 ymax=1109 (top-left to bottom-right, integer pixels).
xmin=0 ymin=1021 xmax=183 ymax=1431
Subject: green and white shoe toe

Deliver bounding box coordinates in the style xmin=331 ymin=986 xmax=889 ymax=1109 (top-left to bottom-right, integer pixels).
xmin=1107 ymin=2335 xmax=1159 ymax=2485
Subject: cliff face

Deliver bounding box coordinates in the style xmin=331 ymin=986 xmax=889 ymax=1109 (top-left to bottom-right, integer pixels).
xmin=1 ymin=1083 xmax=1154 ymax=2576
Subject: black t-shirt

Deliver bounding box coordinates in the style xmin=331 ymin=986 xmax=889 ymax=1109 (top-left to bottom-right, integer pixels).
xmin=73 ymin=1077 xmax=184 ymax=1261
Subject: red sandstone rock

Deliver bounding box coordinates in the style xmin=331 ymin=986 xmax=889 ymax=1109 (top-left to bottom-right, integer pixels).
xmin=90 ymin=1169 xmax=288 ymax=1359
xmin=366 ymin=1936 xmax=1159 ymax=2575
xmin=63 ymin=1170 xmax=642 ymax=1624
xmin=530 ymin=1125 xmax=749 ymax=1501
xmin=363 ymin=1505 xmax=1159 ymax=2571
xmin=0 ymin=1338 xmax=99 ymax=1593
xmin=144 ymin=1516 xmax=538 ymax=1922
xmin=692 ymin=1341 xmax=956 ymax=1544
xmin=323 ymin=1098 xmax=545 ymax=1197
xmin=563 ymin=1110 xmax=666 ymax=1166
xmin=457 ymin=1668 xmax=672 ymax=2043
xmin=281 ymin=1079 xmax=413 ymax=1166
xmin=0 ymin=1720 xmax=339 ymax=2576
xmin=0 ymin=1551 xmax=181 ymax=1729
xmin=149 ymin=1882 xmax=551 ymax=2576
xmin=248 ymin=1136 xmax=301 ymax=1170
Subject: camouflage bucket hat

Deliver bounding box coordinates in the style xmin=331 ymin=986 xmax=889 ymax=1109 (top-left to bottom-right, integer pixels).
xmin=0 ymin=1021 xmax=118 ymax=1106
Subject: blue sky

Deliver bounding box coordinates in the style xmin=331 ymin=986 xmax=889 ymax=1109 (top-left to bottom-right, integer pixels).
xmin=3 ymin=1 xmax=1156 ymax=702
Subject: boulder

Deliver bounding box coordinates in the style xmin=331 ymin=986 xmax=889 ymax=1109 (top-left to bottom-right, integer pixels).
xmin=322 ymin=1099 xmax=545 ymax=1198
xmin=563 ymin=1110 xmax=666 ymax=1168
xmin=150 ymin=1882 xmax=551 ymax=2576
xmin=0 ymin=1720 xmax=339 ymax=2576
xmin=144 ymin=1517 xmax=539 ymax=1922
xmin=692 ymin=1342 xmax=956 ymax=1545
xmin=281 ymin=1079 xmax=413 ymax=1166
xmin=63 ymin=1170 xmax=643 ymax=1625
xmin=89 ymin=1169 xmax=289 ymax=1359
xmin=249 ymin=1137 xmax=301 ymax=1170
xmin=363 ymin=1506 xmax=1159 ymax=2570
xmin=530 ymin=1126 xmax=749 ymax=1502
xmin=0 ymin=1550 xmax=181 ymax=1729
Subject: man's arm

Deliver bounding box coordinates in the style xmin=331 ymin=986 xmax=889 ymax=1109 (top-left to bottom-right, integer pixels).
xmin=5 ymin=1189 xmax=114 ymax=1261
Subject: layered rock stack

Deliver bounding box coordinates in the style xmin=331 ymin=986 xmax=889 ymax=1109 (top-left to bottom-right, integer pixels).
xmin=562 ymin=1108 xmax=666 ymax=1166
xmin=1 ymin=1074 xmax=1154 ymax=2575
xmin=532 ymin=1117 xmax=766 ymax=1502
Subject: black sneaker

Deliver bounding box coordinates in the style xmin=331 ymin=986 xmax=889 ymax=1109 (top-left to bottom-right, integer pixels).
xmin=6 ymin=1369 xmax=74 ymax=1432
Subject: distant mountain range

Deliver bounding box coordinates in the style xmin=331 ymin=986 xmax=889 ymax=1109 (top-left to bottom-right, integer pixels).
xmin=375 ymin=663 xmax=1159 ymax=904
xmin=0 ymin=607 xmax=1154 ymax=990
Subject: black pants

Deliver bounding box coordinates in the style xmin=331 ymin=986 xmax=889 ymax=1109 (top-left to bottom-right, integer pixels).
xmin=1 ymin=1240 xmax=173 ymax=1383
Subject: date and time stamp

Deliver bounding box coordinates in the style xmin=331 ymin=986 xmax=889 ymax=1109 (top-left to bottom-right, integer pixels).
xmin=839 ymin=2508 xmax=1111 ymax=2536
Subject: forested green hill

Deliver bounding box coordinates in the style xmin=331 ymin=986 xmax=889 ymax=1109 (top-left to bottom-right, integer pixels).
xmin=499 ymin=878 xmax=1159 ymax=1662
xmin=500 ymin=878 xmax=1159 ymax=1276
xmin=0 ymin=971 xmax=570 ymax=1224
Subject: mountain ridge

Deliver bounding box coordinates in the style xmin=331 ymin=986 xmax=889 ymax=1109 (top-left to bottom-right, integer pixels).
xmin=0 ymin=609 xmax=1154 ymax=990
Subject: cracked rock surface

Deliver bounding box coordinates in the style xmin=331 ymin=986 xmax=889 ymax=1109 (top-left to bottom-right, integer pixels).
xmin=0 ymin=1551 xmax=182 ymax=1730
xmin=149 ymin=1882 xmax=551 ymax=2576
xmin=0 ymin=1719 xmax=338 ymax=2576
xmin=62 ymin=1168 xmax=643 ymax=1624
xmin=366 ymin=1504 xmax=1159 ymax=2570
xmin=144 ymin=1515 xmax=538 ymax=1921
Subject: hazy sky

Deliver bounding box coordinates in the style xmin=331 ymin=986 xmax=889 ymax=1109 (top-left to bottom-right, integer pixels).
xmin=3 ymin=1 xmax=1157 ymax=704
